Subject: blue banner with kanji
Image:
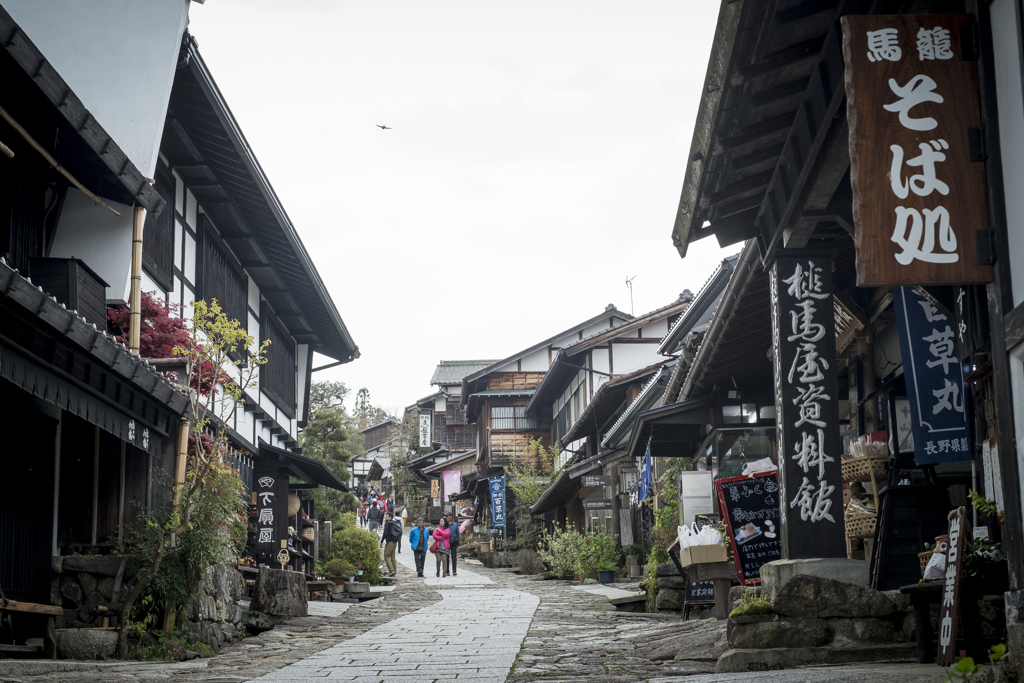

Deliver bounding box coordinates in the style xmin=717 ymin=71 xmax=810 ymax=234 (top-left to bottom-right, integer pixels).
xmin=893 ymin=287 xmax=972 ymax=464
xmin=488 ymin=475 xmax=506 ymax=528
xmin=637 ymin=441 xmax=653 ymax=505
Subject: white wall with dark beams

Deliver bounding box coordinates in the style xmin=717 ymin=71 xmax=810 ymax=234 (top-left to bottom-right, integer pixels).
xmin=139 ymin=163 xmax=304 ymax=452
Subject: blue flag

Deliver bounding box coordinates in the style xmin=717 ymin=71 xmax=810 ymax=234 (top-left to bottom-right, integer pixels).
xmin=893 ymin=287 xmax=972 ymax=465
xmin=638 ymin=441 xmax=653 ymax=504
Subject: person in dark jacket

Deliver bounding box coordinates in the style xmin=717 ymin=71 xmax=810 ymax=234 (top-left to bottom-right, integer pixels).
xmin=379 ymin=512 xmax=401 ymax=577
xmin=409 ymin=518 xmax=429 ymax=577
xmin=446 ymin=513 xmax=461 ymax=577
xmin=366 ymin=501 xmax=382 ymax=534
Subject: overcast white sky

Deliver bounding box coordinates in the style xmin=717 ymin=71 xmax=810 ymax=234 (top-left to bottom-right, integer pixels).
xmin=187 ymin=1 xmax=738 ymax=413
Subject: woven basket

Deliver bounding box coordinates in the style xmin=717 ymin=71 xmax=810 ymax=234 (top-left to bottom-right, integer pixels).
xmin=846 ymin=513 xmax=877 ymax=539
xmin=842 ymin=455 xmax=888 ymax=483
xmin=919 ymin=550 xmax=935 ymax=577
xmin=302 ymin=526 xmax=315 ymax=542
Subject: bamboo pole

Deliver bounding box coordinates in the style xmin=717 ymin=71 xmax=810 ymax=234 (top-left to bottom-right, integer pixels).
xmin=173 ymin=420 xmax=189 ymax=508
xmin=128 ymin=206 xmax=145 ymax=354
xmin=0 ymin=139 xmax=13 ymax=158
xmin=0 ymin=104 xmax=120 ymax=215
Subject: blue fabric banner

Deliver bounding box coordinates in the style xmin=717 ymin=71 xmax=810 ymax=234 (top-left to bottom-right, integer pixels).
xmin=893 ymin=287 xmax=972 ymax=465
xmin=638 ymin=441 xmax=653 ymax=504
xmin=488 ymin=475 xmax=506 ymax=528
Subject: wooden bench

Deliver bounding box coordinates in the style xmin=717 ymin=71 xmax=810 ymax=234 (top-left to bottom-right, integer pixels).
xmin=0 ymin=598 xmax=62 ymax=659
xmin=306 ymin=580 xmax=335 ymax=602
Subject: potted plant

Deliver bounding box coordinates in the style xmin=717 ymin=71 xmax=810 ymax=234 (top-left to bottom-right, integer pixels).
xmin=596 ymin=561 xmax=618 ymax=584
xmin=622 ymin=544 xmax=642 ymax=578
xmin=324 ymin=558 xmax=356 ymax=586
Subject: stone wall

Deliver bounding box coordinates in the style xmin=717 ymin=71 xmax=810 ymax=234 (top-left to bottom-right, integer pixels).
xmin=654 ymin=562 xmax=686 ymax=613
xmin=50 ymin=555 xmax=246 ymax=653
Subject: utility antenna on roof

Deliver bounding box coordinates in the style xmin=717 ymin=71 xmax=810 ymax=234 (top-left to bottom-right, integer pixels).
xmin=625 ymin=275 xmax=637 ymax=316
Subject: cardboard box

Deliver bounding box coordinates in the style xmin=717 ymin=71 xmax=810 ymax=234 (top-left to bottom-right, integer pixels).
xmin=679 ymin=543 xmax=729 ymax=567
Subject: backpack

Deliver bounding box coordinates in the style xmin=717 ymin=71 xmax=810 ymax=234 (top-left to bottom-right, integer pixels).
xmin=385 ymin=519 xmax=401 ymax=542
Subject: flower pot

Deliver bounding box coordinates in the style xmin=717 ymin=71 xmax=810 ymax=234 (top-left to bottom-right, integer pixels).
xmin=597 ymin=569 xmax=615 ymax=584
xmin=329 ymin=576 xmax=347 ymax=587
xmin=573 ymin=573 xmax=581 ymax=582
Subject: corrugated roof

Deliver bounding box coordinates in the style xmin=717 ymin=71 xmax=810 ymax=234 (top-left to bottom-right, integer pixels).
xmin=430 ymin=360 xmax=499 ymax=386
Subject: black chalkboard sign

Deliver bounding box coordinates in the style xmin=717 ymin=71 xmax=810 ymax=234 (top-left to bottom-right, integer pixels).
xmin=684 ymin=574 xmax=715 ymax=604
xmin=714 ymin=471 xmax=783 ymax=585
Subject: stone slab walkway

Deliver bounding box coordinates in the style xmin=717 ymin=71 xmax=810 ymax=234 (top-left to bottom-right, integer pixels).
xmin=246 ymin=587 xmax=538 ymax=683
xmin=571 ymin=583 xmax=645 ymax=600
xmin=393 ymin=543 xmax=494 ymax=588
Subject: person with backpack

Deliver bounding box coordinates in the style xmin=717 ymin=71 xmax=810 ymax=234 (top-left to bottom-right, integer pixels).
xmin=445 ymin=513 xmax=461 ymax=577
xmin=379 ymin=512 xmax=401 ymax=577
xmin=409 ymin=517 xmax=429 ymax=578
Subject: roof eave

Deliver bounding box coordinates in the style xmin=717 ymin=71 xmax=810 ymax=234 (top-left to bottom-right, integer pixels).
xmin=671 ymin=0 xmax=747 ymax=258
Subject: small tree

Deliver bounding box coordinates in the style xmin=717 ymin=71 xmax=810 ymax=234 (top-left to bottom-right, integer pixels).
xmin=116 ymin=299 xmax=268 ymax=655
xmin=300 ymin=380 xmax=364 ymax=523
xmin=505 ymin=438 xmax=561 ymax=548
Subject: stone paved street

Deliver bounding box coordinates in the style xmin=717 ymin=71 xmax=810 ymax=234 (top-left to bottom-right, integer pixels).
xmin=0 ymin=553 xmax=948 ymax=683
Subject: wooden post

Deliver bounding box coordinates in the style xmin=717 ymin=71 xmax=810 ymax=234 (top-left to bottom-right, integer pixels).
xmin=173 ymin=420 xmax=189 ymax=508
xmin=128 ymin=206 xmax=145 ymax=355
xmin=92 ymin=426 xmax=100 ymax=546
xmin=118 ymin=440 xmax=126 ymax=549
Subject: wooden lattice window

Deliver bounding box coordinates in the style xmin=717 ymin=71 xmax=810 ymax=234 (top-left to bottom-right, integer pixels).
xmin=491 ymin=406 xmax=536 ymax=430
xmin=200 ymin=217 xmax=247 ymax=329
xmin=261 ymin=311 xmax=296 ymax=415
xmin=142 ymin=164 xmax=174 ymax=290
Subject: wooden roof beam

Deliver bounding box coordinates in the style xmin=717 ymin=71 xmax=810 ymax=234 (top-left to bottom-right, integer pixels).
xmin=167 ymin=118 xmax=203 ymax=163
xmin=730 ymin=35 xmax=827 ymax=87
xmin=775 ymin=0 xmax=840 ymax=24
xmin=713 ymin=111 xmax=796 ymax=156
xmin=701 ymin=169 xmax=775 ymax=209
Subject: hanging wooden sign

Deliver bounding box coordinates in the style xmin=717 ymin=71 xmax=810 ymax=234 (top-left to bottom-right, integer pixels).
xmin=842 ymin=14 xmax=993 ymax=286
xmin=937 ymin=506 xmax=967 ymax=666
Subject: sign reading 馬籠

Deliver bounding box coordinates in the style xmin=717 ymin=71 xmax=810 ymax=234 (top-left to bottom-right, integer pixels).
xmin=893 ymin=287 xmax=972 ymax=464
xmin=842 ymin=14 xmax=993 ymax=286
xmin=770 ymin=249 xmax=846 ymax=560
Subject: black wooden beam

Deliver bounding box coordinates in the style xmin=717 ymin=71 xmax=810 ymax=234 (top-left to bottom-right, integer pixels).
xmin=701 ymin=170 xmax=775 ymax=209
xmin=731 ymin=35 xmax=828 ymax=86
xmin=713 ymin=111 xmax=796 ymax=155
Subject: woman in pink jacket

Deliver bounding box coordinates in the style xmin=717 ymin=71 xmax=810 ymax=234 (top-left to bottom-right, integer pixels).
xmin=432 ymin=522 xmax=451 ymax=578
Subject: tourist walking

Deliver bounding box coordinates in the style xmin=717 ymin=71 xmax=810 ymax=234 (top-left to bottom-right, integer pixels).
xmin=432 ymin=519 xmax=451 ymax=577
xmin=446 ymin=513 xmax=461 ymax=577
xmin=366 ymin=500 xmax=382 ymax=534
xmin=409 ymin=517 xmax=429 ymax=577
xmin=357 ymin=497 xmax=367 ymax=527
xmin=380 ymin=512 xmax=401 ymax=577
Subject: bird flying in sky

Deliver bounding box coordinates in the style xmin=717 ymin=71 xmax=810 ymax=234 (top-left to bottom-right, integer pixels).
xmin=376 ymin=124 xmax=392 ymax=130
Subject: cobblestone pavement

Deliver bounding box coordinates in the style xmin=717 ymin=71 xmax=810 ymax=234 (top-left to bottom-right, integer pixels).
xmin=0 ymin=550 xmax=947 ymax=683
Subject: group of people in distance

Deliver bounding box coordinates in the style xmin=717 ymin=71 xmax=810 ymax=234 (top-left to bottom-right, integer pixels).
xmin=356 ymin=489 xmax=464 ymax=580
xmin=406 ymin=513 xmax=461 ymax=578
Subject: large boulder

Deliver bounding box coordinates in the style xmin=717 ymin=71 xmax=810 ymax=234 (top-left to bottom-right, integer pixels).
xmin=831 ymin=617 xmax=905 ymax=645
xmin=771 ymin=575 xmax=901 ymax=619
xmin=249 ymin=568 xmax=308 ymax=617
xmin=656 ymin=588 xmax=684 ymax=611
xmin=56 ymin=628 xmax=116 ymax=660
xmin=656 ymin=562 xmax=681 ymax=577
xmin=61 ymin=555 xmax=124 ymax=576
xmin=656 ymin=575 xmax=688 ymax=589
xmin=729 ymin=618 xmax=833 ymax=649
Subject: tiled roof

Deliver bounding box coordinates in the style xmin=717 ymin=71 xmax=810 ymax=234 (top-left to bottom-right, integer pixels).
xmin=429 ymin=360 xmax=500 ymax=386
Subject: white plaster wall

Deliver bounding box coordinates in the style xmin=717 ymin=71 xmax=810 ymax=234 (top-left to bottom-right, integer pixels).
xmin=5 ymin=0 xmax=191 ymax=178
xmin=140 ymin=270 xmax=164 ymax=301
xmin=991 ymin=0 xmax=1024 ymax=308
xmin=609 ymin=342 xmax=661 ymax=376
xmin=641 ymin=318 xmax=670 ymax=338
xmin=520 ymin=349 xmax=549 ymax=371
xmin=49 ymin=190 xmax=134 ymax=303
xmin=591 ymin=347 xmax=610 ymax=375
xmin=296 ymin=343 xmax=310 ymax=422
xmin=434 ymin=396 xmax=447 ymax=412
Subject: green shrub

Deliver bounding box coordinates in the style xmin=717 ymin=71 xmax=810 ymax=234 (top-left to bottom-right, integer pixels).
xmin=323 ymin=558 xmax=356 ymax=578
xmin=516 ymin=549 xmax=546 ymax=575
xmin=332 ymin=526 xmax=381 ymax=584
xmin=541 ymin=527 xmax=586 ymax=579
xmin=577 ymin=530 xmax=621 ymax=579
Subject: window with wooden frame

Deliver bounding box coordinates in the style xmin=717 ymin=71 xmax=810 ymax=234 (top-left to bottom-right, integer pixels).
xmin=199 ymin=215 xmax=247 ymax=329
xmin=261 ymin=310 xmax=296 ymax=416
xmin=490 ymin=405 xmax=536 ymax=430
xmin=142 ymin=164 xmax=175 ymax=291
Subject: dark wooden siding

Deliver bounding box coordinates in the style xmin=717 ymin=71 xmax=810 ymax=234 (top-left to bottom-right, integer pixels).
xmin=200 ymin=216 xmax=247 ymax=328
xmin=262 ymin=312 xmax=296 ymax=416
xmin=142 ymin=164 xmax=175 ymax=290
xmin=364 ymin=423 xmax=389 ymax=450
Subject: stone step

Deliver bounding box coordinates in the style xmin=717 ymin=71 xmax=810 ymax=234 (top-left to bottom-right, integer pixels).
xmin=716 ymin=643 xmax=918 ymax=673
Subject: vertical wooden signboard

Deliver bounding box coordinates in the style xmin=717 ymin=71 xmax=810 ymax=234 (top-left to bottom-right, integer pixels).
xmin=842 ymin=14 xmax=992 ymax=286
xmin=253 ymin=465 xmax=288 ymax=566
xmin=770 ymin=249 xmax=846 ymax=560
xmin=937 ymin=506 xmax=967 ymax=666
